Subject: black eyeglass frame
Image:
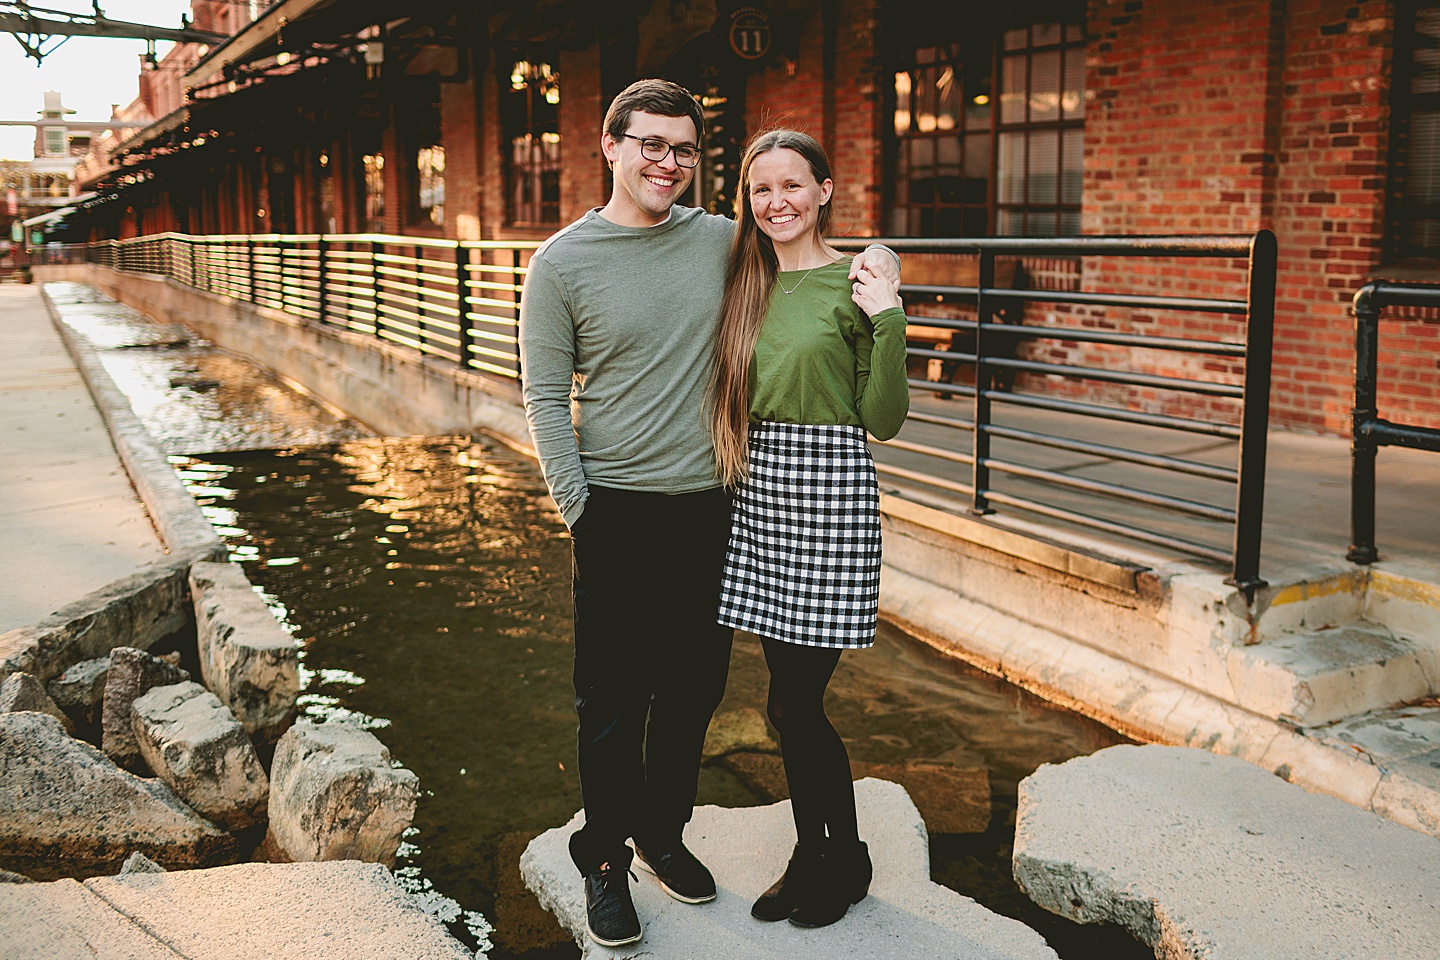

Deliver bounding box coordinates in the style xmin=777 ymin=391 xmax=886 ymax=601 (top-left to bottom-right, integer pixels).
xmin=619 ymin=134 xmax=702 ymax=168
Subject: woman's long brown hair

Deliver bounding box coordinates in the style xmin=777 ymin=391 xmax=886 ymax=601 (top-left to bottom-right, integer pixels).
xmin=708 ymin=130 xmax=834 ymax=487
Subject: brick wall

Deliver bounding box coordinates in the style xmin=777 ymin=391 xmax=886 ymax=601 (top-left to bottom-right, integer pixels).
xmin=1083 ymin=0 xmax=1437 ymax=434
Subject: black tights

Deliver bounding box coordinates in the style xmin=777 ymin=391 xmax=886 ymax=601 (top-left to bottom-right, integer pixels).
xmin=761 ymin=636 xmax=858 ymax=848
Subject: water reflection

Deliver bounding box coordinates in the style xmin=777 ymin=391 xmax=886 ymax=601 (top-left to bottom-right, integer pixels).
xmin=45 ymin=281 xmax=369 ymax=454
xmin=178 ymin=437 xmax=1147 ymax=960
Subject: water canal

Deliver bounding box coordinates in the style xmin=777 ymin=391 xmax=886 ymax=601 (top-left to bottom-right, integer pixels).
xmin=49 ymin=282 xmax=1151 ymax=960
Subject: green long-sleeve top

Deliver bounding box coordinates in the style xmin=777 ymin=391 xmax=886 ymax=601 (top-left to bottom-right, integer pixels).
xmin=750 ymin=259 xmax=910 ymax=440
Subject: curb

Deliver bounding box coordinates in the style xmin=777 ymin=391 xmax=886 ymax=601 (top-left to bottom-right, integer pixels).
xmin=0 ymin=287 xmax=227 ymax=684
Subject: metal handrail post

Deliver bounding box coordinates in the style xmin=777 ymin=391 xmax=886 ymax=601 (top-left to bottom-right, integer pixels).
xmin=316 ymin=235 xmax=329 ymax=325
xmin=247 ymin=237 xmax=257 ymax=302
xmin=1227 ymin=229 xmax=1276 ymax=596
xmin=372 ymin=238 xmax=383 ymax=339
xmin=1346 ymin=281 xmax=1381 ymax=564
xmin=456 ymin=244 xmax=473 ymax=370
xmin=513 ymin=248 xmax=524 ymax=382
xmin=970 ymin=248 xmax=996 ymax=515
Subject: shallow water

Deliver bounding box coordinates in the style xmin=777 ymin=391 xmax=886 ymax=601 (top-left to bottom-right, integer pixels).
xmin=45 ymin=281 xmax=370 ymax=454
xmin=177 ymin=439 xmax=1148 ymax=960
xmin=47 ymin=282 xmax=1150 ymax=959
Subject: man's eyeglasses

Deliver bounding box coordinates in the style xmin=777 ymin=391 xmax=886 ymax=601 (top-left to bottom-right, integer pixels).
xmin=620 ymin=134 xmax=701 ymax=168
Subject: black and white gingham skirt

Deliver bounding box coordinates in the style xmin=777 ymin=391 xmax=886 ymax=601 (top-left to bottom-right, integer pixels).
xmin=717 ymin=421 xmax=881 ymax=649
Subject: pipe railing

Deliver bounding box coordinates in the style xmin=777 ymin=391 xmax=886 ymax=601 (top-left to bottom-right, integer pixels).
xmin=836 ymin=232 xmax=1276 ymax=594
xmin=50 ymin=230 xmax=1276 ymax=590
xmin=47 ymin=232 xmax=540 ymax=381
xmin=1347 ymin=280 xmax=1440 ymax=564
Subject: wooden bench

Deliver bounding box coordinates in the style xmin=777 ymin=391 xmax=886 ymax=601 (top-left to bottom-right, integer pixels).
xmin=902 ymin=255 xmax=1025 ymax=393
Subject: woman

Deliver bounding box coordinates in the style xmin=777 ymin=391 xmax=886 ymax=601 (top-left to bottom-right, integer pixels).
xmin=709 ymin=130 xmax=909 ymax=928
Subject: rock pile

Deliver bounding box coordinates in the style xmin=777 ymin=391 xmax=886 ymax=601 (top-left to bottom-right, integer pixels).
xmin=0 ymin=560 xmax=418 ymax=883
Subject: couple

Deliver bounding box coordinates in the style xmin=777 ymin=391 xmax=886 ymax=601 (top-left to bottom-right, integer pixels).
xmin=518 ymin=78 xmax=909 ymax=948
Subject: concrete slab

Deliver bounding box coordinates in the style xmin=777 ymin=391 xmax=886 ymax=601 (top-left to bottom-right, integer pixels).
xmin=1013 ymin=744 xmax=1440 ymax=960
xmin=84 ymin=861 xmax=472 ymax=960
xmin=0 ymin=861 xmax=472 ymax=959
xmin=521 ymin=777 xmax=1058 ymax=960
xmin=0 ymin=877 xmax=178 ymax=960
xmin=0 ymin=285 xmax=167 ymax=632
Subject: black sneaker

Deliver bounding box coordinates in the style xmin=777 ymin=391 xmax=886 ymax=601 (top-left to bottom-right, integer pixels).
xmin=633 ymin=840 xmax=717 ymax=904
xmin=582 ymin=859 xmax=642 ymax=947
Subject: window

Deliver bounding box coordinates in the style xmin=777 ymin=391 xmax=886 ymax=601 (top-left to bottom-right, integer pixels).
xmin=363 ymin=152 xmax=385 ymax=231
xmin=1388 ymin=2 xmax=1440 ymax=260
xmin=417 ymin=145 xmax=445 ymax=227
xmin=407 ymin=87 xmax=444 ymax=230
xmin=502 ymin=57 xmax=560 ymax=226
xmin=43 ymin=127 xmax=66 ymax=157
xmin=888 ymin=12 xmax=1085 ymax=237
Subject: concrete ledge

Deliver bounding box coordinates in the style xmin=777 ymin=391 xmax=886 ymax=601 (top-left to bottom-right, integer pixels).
xmin=879 ymin=565 xmax=1440 ymax=838
xmin=1 ymin=860 xmax=471 ymax=959
xmin=40 ymin=284 xmax=226 ymax=562
xmin=520 ymin=777 xmax=1058 ymax=960
xmin=0 ymin=285 xmax=230 ymax=687
xmin=1013 ymin=744 xmax=1440 ymax=960
xmin=0 ymin=559 xmax=190 ymax=684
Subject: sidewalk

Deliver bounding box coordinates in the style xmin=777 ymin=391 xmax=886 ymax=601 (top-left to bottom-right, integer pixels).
xmin=0 ymin=284 xmax=169 ymax=631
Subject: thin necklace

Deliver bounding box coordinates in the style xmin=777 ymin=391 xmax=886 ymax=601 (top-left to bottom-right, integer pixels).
xmin=777 ymin=264 xmax=819 ymax=295
xmin=776 ymin=254 xmax=841 ymax=295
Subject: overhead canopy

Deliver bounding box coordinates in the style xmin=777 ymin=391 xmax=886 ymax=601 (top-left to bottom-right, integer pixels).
xmin=21 ymin=205 xmax=76 ymax=227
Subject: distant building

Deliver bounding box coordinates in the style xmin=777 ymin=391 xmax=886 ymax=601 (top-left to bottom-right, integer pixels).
xmin=0 ymin=91 xmax=111 ymax=248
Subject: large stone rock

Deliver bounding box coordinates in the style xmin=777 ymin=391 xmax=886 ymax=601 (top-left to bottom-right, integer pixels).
xmin=1013 ymin=744 xmax=1440 ymax=960
xmin=701 ymin=706 xmax=776 ymax=760
xmin=266 ymin=718 xmax=418 ymax=868
xmin=522 ymin=778 xmax=1056 ymax=959
xmin=132 ymin=681 xmax=269 ymax=831
xmin=0 ymin=672 xmax=73 ymax=733
xmin=190 ymin=562 xmax=299 ymax=741
xmin=46 ymin=656 xmax=109 ymax=728
xmin=101 ymin=646 xmax=189 ymax=770
xmin=0 ymin=712 xmax=235 ymax=878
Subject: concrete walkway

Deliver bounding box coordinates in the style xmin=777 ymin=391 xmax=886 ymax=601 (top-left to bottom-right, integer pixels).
xmin=1013 ymin=744 xmax=1440 ymax=959
xmin=0 ymin=284 xmax=168 ymax=631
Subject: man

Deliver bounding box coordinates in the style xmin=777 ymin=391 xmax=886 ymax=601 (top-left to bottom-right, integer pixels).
xmin=518 ymin=78 xmax=899 ymax=947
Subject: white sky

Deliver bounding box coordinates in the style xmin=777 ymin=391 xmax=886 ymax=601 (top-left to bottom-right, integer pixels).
xmin=1 ymin=1 xmax=192 ymax=159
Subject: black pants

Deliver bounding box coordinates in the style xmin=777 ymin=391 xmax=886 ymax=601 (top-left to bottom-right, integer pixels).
xmin=567 ymin=484 xmax=734 ymax=872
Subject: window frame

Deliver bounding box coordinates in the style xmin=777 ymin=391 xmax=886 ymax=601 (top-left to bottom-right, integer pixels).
xmin=884 ymin=9 xmax=1086 ymax=239
xmin=501 ymin=54 xmax=561 ymax=228
xmin=1386 ymin=1 xmax=1440 ymax=265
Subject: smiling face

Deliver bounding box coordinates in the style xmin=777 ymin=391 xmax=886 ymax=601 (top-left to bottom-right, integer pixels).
xmin=745 ymin=146 xmax=834 ymax=256
xmin=599 ymin=110 xmax=700 ymax=227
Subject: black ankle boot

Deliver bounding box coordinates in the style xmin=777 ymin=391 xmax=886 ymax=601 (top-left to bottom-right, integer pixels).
xmin=787 ymin=839 xmax=871 ymax=928
xmin=838 ymin=839 xmax=872 ymax=904
xmin=750 ymin=842 xmax=822 ymax=922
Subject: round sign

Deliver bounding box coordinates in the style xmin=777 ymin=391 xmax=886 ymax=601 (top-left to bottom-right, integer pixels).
xmin=728 ymin=7 xmax=772 ymax=61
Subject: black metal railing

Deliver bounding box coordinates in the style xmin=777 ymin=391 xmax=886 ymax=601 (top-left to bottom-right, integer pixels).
xmin=1347 ymin=280 xmax=1440 ymax=564
xmin=57 ymin=230 xmax=1276 ymax=590
xmin=52 ymin=233 xmax=539 ymax=381
xmin=837 ymin=232 xmax=1276 ymax=593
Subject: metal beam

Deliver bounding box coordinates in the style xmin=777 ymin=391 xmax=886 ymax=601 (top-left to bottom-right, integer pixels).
xmin=1 ymin=3 xmax=225 ymax=57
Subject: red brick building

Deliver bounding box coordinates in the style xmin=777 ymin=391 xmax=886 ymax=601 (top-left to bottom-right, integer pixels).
xmin=71 ymin=0 xmax=1440 ymax=436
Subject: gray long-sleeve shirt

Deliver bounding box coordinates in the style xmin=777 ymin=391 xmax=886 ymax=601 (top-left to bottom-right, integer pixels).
xmin=518 ymin=206 xmax=735 ymax=527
